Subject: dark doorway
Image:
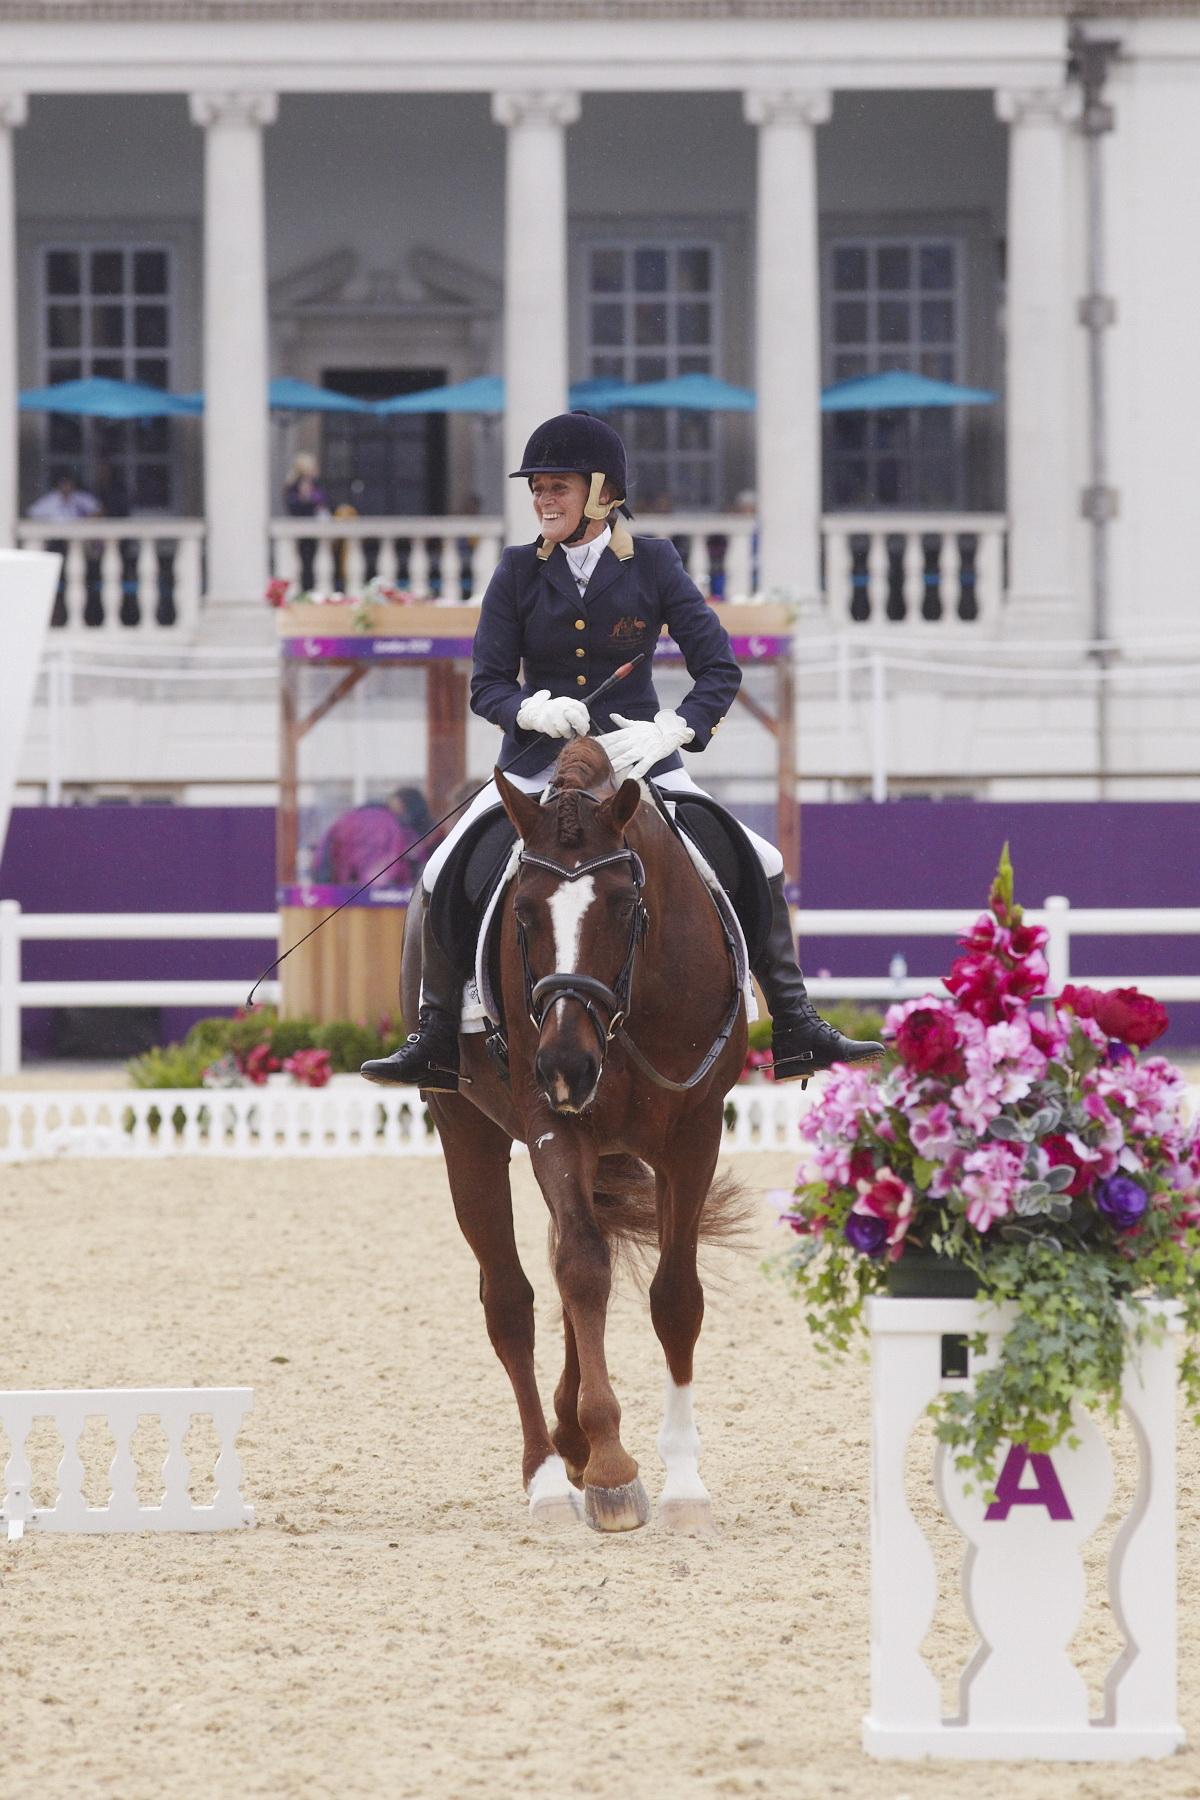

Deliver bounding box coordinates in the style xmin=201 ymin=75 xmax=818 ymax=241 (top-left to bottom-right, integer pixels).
xmin=321 ymin=367 xmax=448 ymax=515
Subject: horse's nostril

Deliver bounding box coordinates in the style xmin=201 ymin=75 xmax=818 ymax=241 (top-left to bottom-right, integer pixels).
xmin=537 ymin=1047 xmax=599 ymax=1111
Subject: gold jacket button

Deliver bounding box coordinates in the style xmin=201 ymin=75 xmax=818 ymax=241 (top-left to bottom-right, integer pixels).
xmin=574 ymin=619 xmax=585 ymax=630
xmin=575 ymin=647 xmax=585 ymax=658
xmin=576 ymin=674 xmax=587 ymax=687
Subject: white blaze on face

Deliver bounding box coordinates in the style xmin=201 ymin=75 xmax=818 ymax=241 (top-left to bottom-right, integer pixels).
xmin=657 ymin=1377 xmax=711 ymax=1504
xmin=546 ymin=875 xmax=596 ymax=979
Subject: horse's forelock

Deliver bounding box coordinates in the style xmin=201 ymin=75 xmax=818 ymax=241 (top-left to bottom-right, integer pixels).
xmin=553 ymin=737 xmax=613 ymax=792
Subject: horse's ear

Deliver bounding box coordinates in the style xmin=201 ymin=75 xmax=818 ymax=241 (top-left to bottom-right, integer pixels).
xmin=598 ymin=777 xmax=641 ymax=836
xmin=494 ymin=767 xmax=542 ymax=841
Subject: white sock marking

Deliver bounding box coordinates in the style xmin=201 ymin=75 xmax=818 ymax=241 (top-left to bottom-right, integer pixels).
xmin=657 ymin=1377 xmax=710 ymax=1504
xmin=526 ymin=1454 xmax=579 ymax=1517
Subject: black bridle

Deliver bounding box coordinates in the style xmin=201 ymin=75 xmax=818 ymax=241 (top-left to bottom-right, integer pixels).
xmin=514 ymin=833 xmax=744 ymax=1096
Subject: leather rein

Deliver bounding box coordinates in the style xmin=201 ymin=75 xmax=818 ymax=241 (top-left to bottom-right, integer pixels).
xmin=513 ymin=829 xmax=743 ymax=1096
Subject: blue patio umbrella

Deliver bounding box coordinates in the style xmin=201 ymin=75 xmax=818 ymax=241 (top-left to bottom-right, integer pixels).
xmin=18 ymin=376 xmax=200 ymax=419
xmin=374 ymin=375 xmax=505 ymax=415
xmin=596 ymin=372 xmax=757 ymax=411
xmin=268 ymin=377 xmax=371 ymax=413
xmin=567 ymin=377 xmax=632 ymax=408
xmin=820 ymin=369 xmax=996 ymax=411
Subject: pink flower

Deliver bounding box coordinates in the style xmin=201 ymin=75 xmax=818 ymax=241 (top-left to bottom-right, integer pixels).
xmin=910 ymin=1101 xmax=958 ymax=1162
xmin=242 ymin=1041 xmax=280 ymax=1086
xmin=961 ymin=1143 xmax=1023 ymax=1231
xmin=264 ymin=576 xmax=290 ymax=608
xmin=851 ymin=1168 xmax=915 ymax=1261
xmin=283 ymin=1048 xmax=332 ymax=1088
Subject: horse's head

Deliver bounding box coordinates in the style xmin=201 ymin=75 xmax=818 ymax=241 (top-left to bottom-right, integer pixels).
xmin=495 ymin=739 xmax=643 ymax=1114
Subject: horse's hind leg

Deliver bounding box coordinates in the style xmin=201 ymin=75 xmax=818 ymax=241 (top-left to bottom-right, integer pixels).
xmin=649 ymin=1111 xmax=724 ymax=1536
xmin=431 ymin=1098 xmax=580 ymax=1526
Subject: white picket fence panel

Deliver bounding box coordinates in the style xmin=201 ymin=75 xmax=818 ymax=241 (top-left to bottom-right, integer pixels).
xmin=2 ymin=1388 xmax=254 ymax=1539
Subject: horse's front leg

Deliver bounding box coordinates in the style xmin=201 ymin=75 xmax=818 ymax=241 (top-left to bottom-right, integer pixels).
xmin=649 ymin=1108 xmax=725 ymax=1536
xmin=531 ymin=1126 xmax=649 ymax=1533
xmin=431 ymin=1097 xmax=579 ymax=1526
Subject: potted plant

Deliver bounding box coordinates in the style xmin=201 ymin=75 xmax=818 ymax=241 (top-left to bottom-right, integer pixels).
xmin=779 ymin=847 xmax=1200 ymax=1493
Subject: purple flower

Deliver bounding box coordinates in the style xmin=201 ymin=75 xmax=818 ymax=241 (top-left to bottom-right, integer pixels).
xmin=1096 ymin=1175 xmax=1148 ymax=1231
xmin=1106 ymin=1039 xmax=1135 ymax=1066
xmin=844 ymin=1212 xmax=889 ymax=1257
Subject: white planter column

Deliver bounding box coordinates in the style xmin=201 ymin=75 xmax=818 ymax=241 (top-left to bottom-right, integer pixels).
xmin=491 ymin=91 xmax=579 ymax=545
xmin=744 ymin=89 xmax=831 ymax=607
xmin=189 ymin=91 xmax=277 ymax=601
xmin=0 ymin=96 xmax=27 ymax=551
xmin=996 ymin=88 xmax=1081 ymax=639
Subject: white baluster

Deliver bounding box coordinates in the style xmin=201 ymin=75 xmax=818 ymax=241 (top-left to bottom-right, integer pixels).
xmin=209 ymin=1394 xmax=253 ymax=1526
xmin=282 ymin=534 xmax=301 ymax=591
xmin=173 ymin=535 xmax=202 ymax=635
xmin=99 ymin=536 xmax=123 ymax=626
xmin=902 ymin=531 xmax=924 ymax=622
xmin=376 ymin=536 xmax=399 ymax=585
xmin=940 ymin=531 xmax=962 ymax=623
xmin=977 ymin=526 xmax=1003 ymax=628
xmin=440 ymin=537 xmax=462 ymax=604
xmin=105 ymin=1398 xmax=143 ymax=1526
xmin=726 ymin=530 xmax=752 ymax=603
xmin=343 ymin=537 xmax=366 ymax=595
xmin=53 ymin=1405 xmax=87 ymax=1526
xmin=313 ymin=536 xmax=336 ymax=594
xmin=160 ymin=1408 xmax=192 ymax=1524
xmin=864 ymin=532 xmax=888 ymax=624
xmin=136 ymin=535 xmax=158 ymax=630
xmin=683 ymin=534 xmax=705 ymax=595
xmin=409 ymin=536 xmax=431 ymax=598
xmin=472 ymin=534 xmax=501 ymax=596
xmin=824 ymin=527 xmax=851 ymax=623
xmin=63 ymin=540 xmax=87 ymax=628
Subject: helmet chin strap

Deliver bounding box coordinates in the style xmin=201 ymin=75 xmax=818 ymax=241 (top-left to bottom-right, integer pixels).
xmin=563 ymin=471 xmax=624 ymax=546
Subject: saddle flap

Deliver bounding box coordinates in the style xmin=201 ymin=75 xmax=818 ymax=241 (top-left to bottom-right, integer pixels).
xmin=428 ymin=805 xmax=518 ymax=977
xmin=669 ymin=795 xmax=772 ymax=966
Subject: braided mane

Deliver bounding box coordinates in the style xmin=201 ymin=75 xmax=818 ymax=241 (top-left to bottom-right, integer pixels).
xmin=552 ymin=738 xmax=615 ymax=847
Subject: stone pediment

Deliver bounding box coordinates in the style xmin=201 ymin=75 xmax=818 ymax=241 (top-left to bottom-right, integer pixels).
xmin=270 ymin=246 xmax=499 ymax=318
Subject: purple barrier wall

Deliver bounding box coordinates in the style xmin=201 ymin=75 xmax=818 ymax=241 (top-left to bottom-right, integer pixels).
xmin=2 ymin=801 xmax=1197 ymax=1054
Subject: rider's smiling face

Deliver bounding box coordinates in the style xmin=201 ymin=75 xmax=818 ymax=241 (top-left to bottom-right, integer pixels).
xmin=530 ymin=473 xmax=589 ymax=544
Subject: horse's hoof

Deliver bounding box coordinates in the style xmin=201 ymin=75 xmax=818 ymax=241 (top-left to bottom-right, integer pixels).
xmin=584 ymin=1477 xmax=651 ymax=1533
xmin=659 ymin=1495 xmax=717 ymax=1537
xmin=529 ymin=1490 xmax=584 ymax=1529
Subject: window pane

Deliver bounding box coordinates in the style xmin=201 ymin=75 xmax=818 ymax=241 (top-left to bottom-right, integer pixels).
xmin=832 ymin=246 xmax=867 ymax=291
xmin=591 ymin=353 xmax=625 ymax=377
xmin=47 ymin=304 xmax=82 ymax=349
xmin=676 ymin=247 xmax=711 ymax=293
xmin=590 ymin=247 xmax=624 ymax=293
xmin=634 ymin=410 xmax=667 ymax=451
xmin=639 ymin=462 xmax=670 ymax=507
xmin=877 ymin=300 xmax=909 ymax=344
xmin=136 ymin=356 xmax=169 ymax=388
xmin=96 ymin=419 xmax=130 ymax=455
xmin=876 ymin=459 xmax=901 ymax=505
xmin=92 ymin=304 xmax=126 ymax=348
xmin=47 ymin=357 xmax=82 ymax=384
xmin=676 ymin=302 xmax=710 ymax=346
xmin=920 ymin=299 xmax=953 ymax=344
xmin=920 ymin=351 xmax=955 ymax=381
xmin=677 ymin=411 xmax=711 ymax=451
xmin=920 ymin=410 xmax=953 ymax=451
xmin=591 ymin=302 xmax=624 ymax=346
xmin=91 ymin=249 xmax=125 ymax=296
xmin=919 ymin=244 xmax=954 ymax=290
xmin=871 ymin=411 xmax=908 ymax=451
xmin=833 ymin=352 xmax=867 ymax=380
xmin=48 ymin=413 xmax=84 ymax=453
xmin=675 ymin=462 xmax=711 ymax=507
xmin=832 ymin=414 xmax=867 ymax=452
xmin=677 ymin=353 xmax=711 ymax=376
xmin=916 ymin=459 xmax=953 ymax=507
xmin=135 ymin=463 xmax=171 ymax=509
xmin=46 ymin=250 xmax=81 ymax=296
xmin=92 ymin=356 xmax=124 ymax=380
xmin=134 ymin=304 xmax=168 ymax=349
xmin=135 ymin=417 xmax=170 ymax=453
xmin=634 ymin=302 xmax=666 ymax=346
xmin=832 ymin=460 xmax=868 ymax=507
xmin=133 ymin=249 xmax=168 ymax=295
xmin=635 ymin=355 xmax=667 ymax=382
xmin=633 ymin=248 xmax=667 ymax=293
xmin=876 ymin=245 xmax=910 ymax=291
xmin=833 ymin=300 xmax=867 ymax=343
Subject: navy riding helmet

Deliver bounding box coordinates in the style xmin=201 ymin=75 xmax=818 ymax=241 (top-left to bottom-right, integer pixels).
xmin=509 ymin=410 xmax=632 ymax=543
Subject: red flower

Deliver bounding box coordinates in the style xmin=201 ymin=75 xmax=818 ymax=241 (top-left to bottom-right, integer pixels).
xmin=283 ymin=1048 xmax=332 ymax=1088
xmin=1061 ymin=983 xmax=1169 ymax=1049
xmin=958 ymin=913 xmax=1005 ymax=956
xmin=1010 ymin=920 xmax=1049 ymax=958
xmin=1042 ymin=1132 xmax=1098 ymax=1198
xmin=242 ymin=1041 xmax=281 ymax=1086
xmin=894 ymin=1007 xmax=962 ymax=1077
xmin=264 ymin=577 xmax=290 ymax=608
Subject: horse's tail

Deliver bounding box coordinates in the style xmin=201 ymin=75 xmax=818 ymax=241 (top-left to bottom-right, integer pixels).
xmin=569 ymin=1153 xmax=755 ymax=1281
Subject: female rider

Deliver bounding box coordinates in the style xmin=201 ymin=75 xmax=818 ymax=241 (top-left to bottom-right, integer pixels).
xmin=362 ymin=411 xmax=881 ymax=1090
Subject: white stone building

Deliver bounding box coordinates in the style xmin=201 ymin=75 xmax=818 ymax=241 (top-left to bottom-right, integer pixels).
xmin=2 ymin=0 xmax=1199 ymax=800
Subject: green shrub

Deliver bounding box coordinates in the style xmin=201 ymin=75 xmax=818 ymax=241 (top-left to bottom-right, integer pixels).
xmin=315 ymin=1019 xmax=385 ymax=1072
xmin=223 ymin=1007 xmax=281 ymax=1059
xmin=184 ymin=1015 xmax=236 ymax=1058
xmin=268 ymin=1016 xmax=321 ymax=1060
xmin=126 ymin=1042 xmax=211 ymax=1089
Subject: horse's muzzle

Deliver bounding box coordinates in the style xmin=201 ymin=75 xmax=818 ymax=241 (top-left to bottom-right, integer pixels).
xmin=535 ymin=1042 xmax=601 ymax=1114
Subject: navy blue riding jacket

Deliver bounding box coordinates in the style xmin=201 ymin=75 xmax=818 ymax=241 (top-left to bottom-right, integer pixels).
xmin=470 ymin=530 xmax=742 ymax=779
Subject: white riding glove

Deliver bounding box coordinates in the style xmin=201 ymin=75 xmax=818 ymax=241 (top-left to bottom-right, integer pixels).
xmin=515 ymin=689 xmax=591 ymax=739
xmin=598 ymin=710 xmax=695 ymax=782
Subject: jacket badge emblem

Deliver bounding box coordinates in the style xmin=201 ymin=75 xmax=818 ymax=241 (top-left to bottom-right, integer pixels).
xmin=610 ymin=615 xmax=648 ymax=642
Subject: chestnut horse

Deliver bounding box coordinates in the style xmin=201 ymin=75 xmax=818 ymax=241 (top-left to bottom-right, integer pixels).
xmin=405 ymin=737 xmax=750 ymax=1533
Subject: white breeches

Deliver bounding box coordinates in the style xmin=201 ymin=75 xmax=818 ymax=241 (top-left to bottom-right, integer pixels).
xmin=421 ymin=760 xmax=783 ymax=893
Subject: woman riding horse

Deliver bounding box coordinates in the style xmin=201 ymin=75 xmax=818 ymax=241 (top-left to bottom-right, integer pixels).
xmin=361 ymin=410 xmax=882 ymax=1090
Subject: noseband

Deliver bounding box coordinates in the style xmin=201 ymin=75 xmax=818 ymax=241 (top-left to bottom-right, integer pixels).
xmin=514 ymin=832 xmax=742 ymax=1097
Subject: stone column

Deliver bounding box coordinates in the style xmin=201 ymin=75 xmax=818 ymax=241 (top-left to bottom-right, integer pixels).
xmin=744 ymin=89 xmax=831 ymax=606
xmin=491 ymin=91 xmax=580 ymax=545
xmin=996 ymin=88 xmax=1081 ymax=637
xmin=0 ymin=96 xmax=27 ymax=550
xmin=189 ymin=91 xmax=277 ymax=600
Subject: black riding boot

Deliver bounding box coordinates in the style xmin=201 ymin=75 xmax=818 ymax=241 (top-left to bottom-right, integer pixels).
xmin=755 ymin=873 xmax=884 ymax=1081
xmin=360 ymin=911 xmax=462 ymax=1091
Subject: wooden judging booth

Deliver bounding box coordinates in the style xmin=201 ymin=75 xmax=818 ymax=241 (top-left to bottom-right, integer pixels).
xmin=276 ymin=600 xmax=795 ymax=1026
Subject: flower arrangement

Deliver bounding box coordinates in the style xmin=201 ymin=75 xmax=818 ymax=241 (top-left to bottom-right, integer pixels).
xmin=780 ymin=846 xmax=1200 ymax=1492
xmin=265 ymin=576 xmax=419 ymax=633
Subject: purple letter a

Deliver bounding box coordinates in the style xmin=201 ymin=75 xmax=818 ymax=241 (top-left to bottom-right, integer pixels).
xmin=984 ymin=1442 xmax=1074 ymax=1521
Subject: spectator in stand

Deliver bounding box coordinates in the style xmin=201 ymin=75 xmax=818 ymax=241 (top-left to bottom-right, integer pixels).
xmin=313 ymin=787 xmax=432 ymax=890
xmin=28 ymin=471 xmax=101 ymax=522
xmin=284 ymin=452 xmax=330 ymax=592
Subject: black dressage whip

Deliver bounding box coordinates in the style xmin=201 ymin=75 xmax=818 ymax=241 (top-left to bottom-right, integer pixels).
xmin=244 ymin=652 xmax=646 ymax=1007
